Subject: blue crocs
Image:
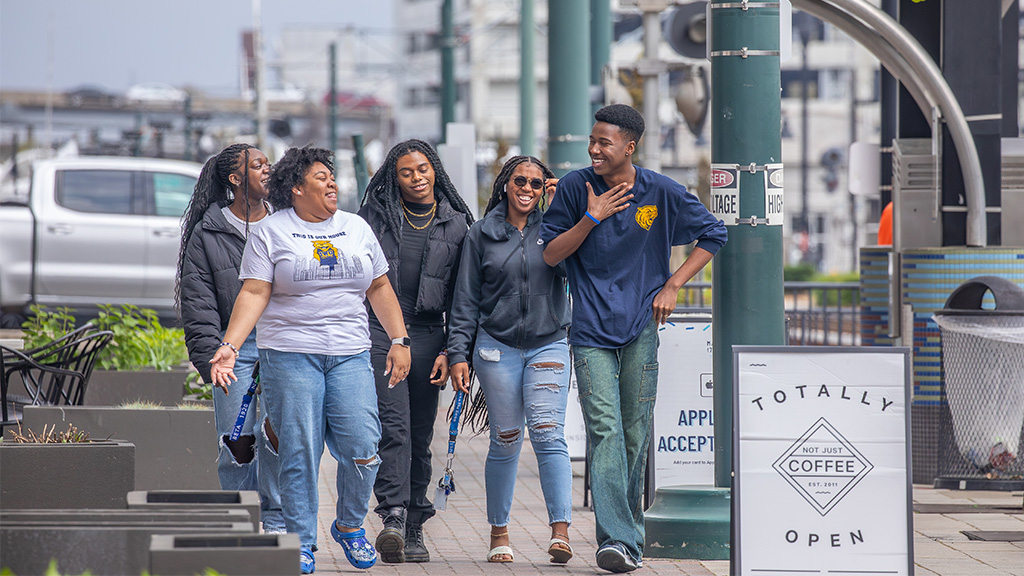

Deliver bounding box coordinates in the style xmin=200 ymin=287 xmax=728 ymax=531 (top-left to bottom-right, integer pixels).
xmin=299 ymin=545 xmax=316 ymax=574
xmin=331 ymin=523 xmax=377 ymax=569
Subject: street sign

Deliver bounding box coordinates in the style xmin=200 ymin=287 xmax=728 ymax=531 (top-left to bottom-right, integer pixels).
xmin=765 ymin=164 xmax=784 ymax=225
xmin=710 ymin=164 xmax=739 ymax=224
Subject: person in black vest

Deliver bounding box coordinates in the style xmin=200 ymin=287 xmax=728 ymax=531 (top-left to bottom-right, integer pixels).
xmin=358 ymin=139 xmax=474 ymax=563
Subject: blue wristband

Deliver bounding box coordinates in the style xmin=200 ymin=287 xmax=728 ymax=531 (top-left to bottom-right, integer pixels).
xmin=585 ymin=211 xmax=601 ymax=225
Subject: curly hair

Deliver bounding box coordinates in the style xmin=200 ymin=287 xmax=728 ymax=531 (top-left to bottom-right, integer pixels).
xmin=360 ymin=139 xmax=474 ymax=239
xmin=484 ymin=155 xmax=555 ymax=215
xmin=595 ymin=103 xmax=645 ymax=144
xmin=175 ymin=143 xmax=255 ymax=313
xmin=266 ymin=145 xmax=334 ymax=210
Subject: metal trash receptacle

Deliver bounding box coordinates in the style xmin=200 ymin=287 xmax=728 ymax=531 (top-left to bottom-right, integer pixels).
xmin=932 ymin=275 xmax=1024 ymax=490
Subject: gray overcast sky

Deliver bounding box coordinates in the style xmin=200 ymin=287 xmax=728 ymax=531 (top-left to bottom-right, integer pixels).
xmin=0 ymin=0 xmax=393 ymax=95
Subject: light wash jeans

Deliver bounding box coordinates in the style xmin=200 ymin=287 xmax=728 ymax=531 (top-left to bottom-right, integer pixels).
xmin=473 ymin=330 xmax=572 ymax=528
xmin=258 ymin=348 xmax=381 ymax=548
xmin=573 ymin=318 xmax=659 ymax=564
xmin=214 ymin=331 xmax=284 ymax=532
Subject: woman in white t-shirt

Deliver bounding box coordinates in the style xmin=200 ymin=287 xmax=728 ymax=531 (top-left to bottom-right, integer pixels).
xmin=210 ymin=146 xmax=411 ymax=573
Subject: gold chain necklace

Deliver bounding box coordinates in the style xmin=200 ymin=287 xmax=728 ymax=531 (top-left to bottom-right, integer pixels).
xmin=401 ymin=199 xmax=436 ymax=230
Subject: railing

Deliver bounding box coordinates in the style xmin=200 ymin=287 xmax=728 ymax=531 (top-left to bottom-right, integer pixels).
xmin=676 ymin=281 xmax=861 ymax=346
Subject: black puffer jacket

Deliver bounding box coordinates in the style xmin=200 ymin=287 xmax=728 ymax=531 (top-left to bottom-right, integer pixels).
xmin=446 ymin=202 xmax=570 ymax=366
xmin=179 ymin=203 xmax=249 ymax=383
xmin=358 ymin=196 xmax=469 ymax=319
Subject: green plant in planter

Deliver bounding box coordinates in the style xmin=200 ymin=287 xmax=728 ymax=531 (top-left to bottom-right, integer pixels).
xmin=184 ymin=370 xmax=214 ymax=401
xmin=93 ymin=304 xmax=188 ymax=371
xmin=20 ymin=305 xmax=189 ymax=371
xmin=9 ymin=423 xmax=92 ymax=443
xmin=20 ymin=305 xmax=77 ymax=350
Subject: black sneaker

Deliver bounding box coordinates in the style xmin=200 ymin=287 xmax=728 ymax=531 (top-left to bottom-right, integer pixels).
xmin=375 ymin=507 xmax=406 ymax=564
xmin=596 ymin=543 xmax=638 ymax=573
xmin=404 ymin=523 xmax=430 ymax=562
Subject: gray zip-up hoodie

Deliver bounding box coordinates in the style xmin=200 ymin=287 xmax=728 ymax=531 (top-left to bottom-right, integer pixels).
xmin=446 ymin=201 xmax=570 ymax=366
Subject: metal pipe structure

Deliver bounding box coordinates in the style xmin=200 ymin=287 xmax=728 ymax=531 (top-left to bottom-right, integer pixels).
xmin=792 ymin=0 xmax=934 ymax=119
xmin=520 ymin=0 xmax=535 ymax=157
xmin=441 ymin=0 xmax=455 ymax=142
xmin=328 ymin=43 xmax=338 ymax=160
xmin=794 ymin=0 xmax=987 ymax=246
xmin=641 ymin=7 xmax=662 ymax=172
xmin=252 ymin=0 xmax=268 ymax=154
xmin=547 ymin=0 xmax=591 ymax=176
xmin=590 ymin=0 xmax=612 ymax=118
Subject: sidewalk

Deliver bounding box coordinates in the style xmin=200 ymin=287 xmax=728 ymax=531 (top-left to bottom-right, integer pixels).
xmin=310 ymin=416 xmax=1023 ymax=575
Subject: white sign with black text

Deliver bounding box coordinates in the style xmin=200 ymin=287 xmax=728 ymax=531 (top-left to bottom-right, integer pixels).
xmin=734 ymin=347 xmax=913 ymax=576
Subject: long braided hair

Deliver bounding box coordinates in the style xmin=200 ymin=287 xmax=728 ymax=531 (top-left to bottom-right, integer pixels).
xmin=175 ymin=143 xmax=255 ymax=315
xmin=483 ymin=155 xmax=555 ymax=215
xmin=361 ymin=139 xmax=474 ymax=239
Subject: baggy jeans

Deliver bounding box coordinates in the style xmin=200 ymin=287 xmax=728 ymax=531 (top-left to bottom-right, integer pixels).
xmin=259 ymin=348 xmax=381 ymax=547
xmin=573 ymin=318 xmax=659 ymax=564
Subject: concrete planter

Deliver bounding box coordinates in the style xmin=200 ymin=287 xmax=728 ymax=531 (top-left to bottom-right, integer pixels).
xmin=150 ymin=532 xmax=300 ymax=576
xmin=1 ymin=508 xmax=253 ymax=526
xmin=16 ymin=405 xmax=217 ymax=490
xmin=1 ymin=517 xmax=252 ymax=575
xmin=128 ymin=490 xmax=261 ymax=528
xmin=0 ymin=440 xmax=135 ymax=510
xmin=85 ymin=368 xmax=190 ymax=406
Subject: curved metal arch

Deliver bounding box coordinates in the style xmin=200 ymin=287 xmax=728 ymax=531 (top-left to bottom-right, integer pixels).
xmin=792 ymin=0 xmax=987 ymax=246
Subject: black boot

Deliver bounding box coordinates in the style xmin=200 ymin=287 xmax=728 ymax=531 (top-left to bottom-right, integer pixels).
xmin=404 ymin=522 xmax=430 ymax=562
xmin=376 ymin=506 xmax=406 ymax=563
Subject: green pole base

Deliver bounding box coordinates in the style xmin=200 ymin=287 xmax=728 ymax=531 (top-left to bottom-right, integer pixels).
xmin=644 ymin=485 xmax=731 ymax=560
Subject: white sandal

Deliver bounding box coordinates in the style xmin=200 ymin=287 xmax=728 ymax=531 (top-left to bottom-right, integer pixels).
xmin=548 ymin=535 xmax=573 ymax=564
xmin=487 ymin=530 xmax=514 ymax=563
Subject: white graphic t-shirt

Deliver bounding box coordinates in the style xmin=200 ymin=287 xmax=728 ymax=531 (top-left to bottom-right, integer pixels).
xmin=239 ymin=208 xmax=389 ymax=355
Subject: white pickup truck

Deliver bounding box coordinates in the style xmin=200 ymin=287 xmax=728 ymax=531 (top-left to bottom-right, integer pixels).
xmin=0 ymin=156 xmax=202 ymax=327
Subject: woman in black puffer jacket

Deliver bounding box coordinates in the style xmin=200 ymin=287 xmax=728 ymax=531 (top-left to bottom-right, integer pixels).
xmin=176 ymin=143 xmax=283 ymax=534
xmin=357 ymin=139 xmax=473 ymax=564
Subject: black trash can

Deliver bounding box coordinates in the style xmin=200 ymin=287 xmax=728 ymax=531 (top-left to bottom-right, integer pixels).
xmin=932 ymin=276 xmax=1024 ymax=490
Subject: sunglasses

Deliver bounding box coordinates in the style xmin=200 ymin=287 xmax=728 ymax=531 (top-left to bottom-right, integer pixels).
xmin=512 ymin=175 xmax=545 ymax=191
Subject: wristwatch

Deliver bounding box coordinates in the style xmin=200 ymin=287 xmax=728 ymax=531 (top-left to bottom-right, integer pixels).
xmin=391 ymin=337 xmax=411 ymax=347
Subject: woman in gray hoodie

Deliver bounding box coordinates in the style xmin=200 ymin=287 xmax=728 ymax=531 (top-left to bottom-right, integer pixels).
xmin=447 ymin=156 xmax=573 ymax=565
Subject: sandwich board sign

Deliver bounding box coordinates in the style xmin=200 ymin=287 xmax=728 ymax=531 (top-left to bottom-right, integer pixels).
xmin=733 ymin=346 xmax=913 ymax=575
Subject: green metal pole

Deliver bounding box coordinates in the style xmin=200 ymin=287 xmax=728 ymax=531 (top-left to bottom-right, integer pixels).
xmin=710 ymin=2 xmax=786 ymax=489
xmin=352 ymin=133 xmax=368 ymax=209
xmin=520 ymin=0 xmax=535 ymax=157
xmin=441 ymin=0 xmax=455 ymax=142
xmin=645 ymin=4 xmax=784 ymax=562
xmin=547 ymin=0 xmax=590 ymax=176
xmin=329 ymin=43 xmax=338 ymax=159
xmin=590 ymin=0 xmax=611 ymax=118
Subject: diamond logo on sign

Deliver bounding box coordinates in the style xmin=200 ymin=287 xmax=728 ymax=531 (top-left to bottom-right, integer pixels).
xmin=772 ymin=417 xmax=873 ymax=516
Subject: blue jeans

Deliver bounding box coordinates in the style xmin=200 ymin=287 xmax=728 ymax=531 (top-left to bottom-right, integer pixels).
xmin=214 ymin=331 xmax=284 ymax=532
xmin=258 ymin=348 xmax=381 ymax=547
xmin=473 ymin=330 xmax=572 ymax=528
xmin=573 ymin=318 xmax=659 ymax=563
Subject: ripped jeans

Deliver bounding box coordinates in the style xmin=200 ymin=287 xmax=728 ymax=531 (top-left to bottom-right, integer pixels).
xmin=214 ymin=331 xmax=283 ymax=532
xmin=473 ymin=330 xmax=572 ymax=528
xmin=258 ymin=348 xmax=381 ymax=547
